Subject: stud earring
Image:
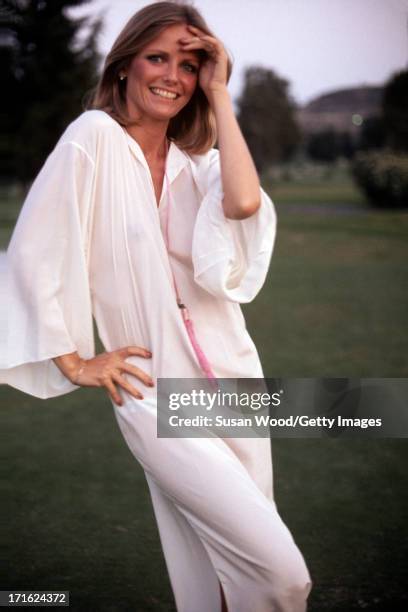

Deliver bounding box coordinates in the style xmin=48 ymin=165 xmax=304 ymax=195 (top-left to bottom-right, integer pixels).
xmin=119 ymin=74 xmax=126 ymax=81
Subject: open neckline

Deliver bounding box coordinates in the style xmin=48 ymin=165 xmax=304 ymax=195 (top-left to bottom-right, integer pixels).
xmin=121 ymin=126 xmax=192 ymax=209
xmin=122 ymin=130 xmax=168 ymax=207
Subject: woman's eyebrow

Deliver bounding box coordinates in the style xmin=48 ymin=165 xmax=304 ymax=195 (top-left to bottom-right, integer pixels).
xmin=146 ymin=48 xmax=200 ymax=62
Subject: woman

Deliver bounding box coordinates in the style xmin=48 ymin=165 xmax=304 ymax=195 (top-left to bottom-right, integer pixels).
xmin=1 ymin=2 xmax=312 ymax=610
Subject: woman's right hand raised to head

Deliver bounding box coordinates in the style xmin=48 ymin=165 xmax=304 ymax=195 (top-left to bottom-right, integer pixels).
xmin=54 ymin=346 xmax=154 ymax=406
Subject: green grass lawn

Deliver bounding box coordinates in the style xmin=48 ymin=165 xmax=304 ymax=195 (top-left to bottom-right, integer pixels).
xmin=263 ymin=159 xmax=368 ymax=205
xmin=267 ymin=179 xmax=366 ymax=204
xmin=2 ymin=177 xmax=408 ymax=610
xmin=244 ymin=206 xmax=408 ymax=377
xmin=2 ymin=389 xmax=407 ymax=611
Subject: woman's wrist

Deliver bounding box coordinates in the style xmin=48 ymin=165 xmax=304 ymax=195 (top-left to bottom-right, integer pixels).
xmin=206 ymin=85 xmax=230 ymax=107
xmin=72 ymin=359 xmax=87 ymax=386
xmin=52 ymin=352 xmax=85 ymax=384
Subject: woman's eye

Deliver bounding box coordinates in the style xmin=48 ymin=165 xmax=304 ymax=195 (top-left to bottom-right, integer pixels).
xmin=146 ymin=55 xmax=197 ymax=73
xmin=183 ymin=63 xmax=198 ymax=73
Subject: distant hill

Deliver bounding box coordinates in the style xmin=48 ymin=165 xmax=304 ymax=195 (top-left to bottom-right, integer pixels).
xmin=296 ymin=86 xmax=384 ymax=137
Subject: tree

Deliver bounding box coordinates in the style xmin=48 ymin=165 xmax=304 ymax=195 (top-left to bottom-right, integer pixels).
xmin=358 ymin=115 xmax=386 ymax=151
xmin=1 ymin=0 xmax=102 ymax=185
xmin=382 ymin=69 xmax=408 ymax=152
xmin=236 ymin=66 xmax=301 ymax=174
xmin=306 ymin=128 xmax=356 ymax=162
xmin=350 ymin=70 xmax=408 ymax=209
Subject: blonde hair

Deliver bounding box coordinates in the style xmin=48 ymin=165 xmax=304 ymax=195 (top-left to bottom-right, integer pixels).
xmin=88 ymin=1 xmax=233 ymax=154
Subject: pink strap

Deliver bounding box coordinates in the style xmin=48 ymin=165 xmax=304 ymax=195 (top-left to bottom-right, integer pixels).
xmin=163 ymin=142 xmax=218 ymax=386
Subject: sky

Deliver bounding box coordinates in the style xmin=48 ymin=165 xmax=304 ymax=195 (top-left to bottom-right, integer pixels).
xmin=70 ymin=0 xmax=408 ymax=107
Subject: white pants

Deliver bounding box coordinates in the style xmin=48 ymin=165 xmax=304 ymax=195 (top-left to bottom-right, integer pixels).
xmin=113 ymin=397 xmax=312 ymax=612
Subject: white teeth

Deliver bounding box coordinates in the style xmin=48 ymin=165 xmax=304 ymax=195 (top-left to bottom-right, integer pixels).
xmin=150 ymin=87 xmax=178 ymax=99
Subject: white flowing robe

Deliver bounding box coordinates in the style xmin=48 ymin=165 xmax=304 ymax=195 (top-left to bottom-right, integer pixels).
xmin=1 ymin=110 xmax=277 ymax=397
xmin=0 ymin=112 xmax=313 ymax=612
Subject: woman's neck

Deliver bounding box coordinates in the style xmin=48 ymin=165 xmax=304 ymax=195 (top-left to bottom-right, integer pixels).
xmin=126 ymin=120 xmax=169 ymax=164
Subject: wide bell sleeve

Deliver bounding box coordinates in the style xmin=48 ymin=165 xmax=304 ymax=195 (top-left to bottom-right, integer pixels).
xmin=191 ymin=148 xmax=277 ymax=303
xmin=0 ymin=141 xmax=96 ymax=399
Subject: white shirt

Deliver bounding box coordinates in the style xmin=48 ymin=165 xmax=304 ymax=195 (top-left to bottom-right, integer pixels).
xmin=0 ymin=110 xmax=277 ymax=399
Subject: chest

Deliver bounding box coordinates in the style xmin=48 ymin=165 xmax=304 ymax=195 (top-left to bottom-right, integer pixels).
xmin=89 ymin=152 xmax=204 ymax=297
xmin=149 ymin=160 xmax=166 ymax=208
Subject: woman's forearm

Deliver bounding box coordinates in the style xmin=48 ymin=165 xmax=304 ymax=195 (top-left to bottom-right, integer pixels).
xmin=52 ymin=351 xmax=83 ymax=383
xmin=209 ymin=86 xmax=261 ymax=220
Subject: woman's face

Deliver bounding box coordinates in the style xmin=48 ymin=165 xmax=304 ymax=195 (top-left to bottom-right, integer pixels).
xmin=123 ymin=23 xmax=201 ymax=123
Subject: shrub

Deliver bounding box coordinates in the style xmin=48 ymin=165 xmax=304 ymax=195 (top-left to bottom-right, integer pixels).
xmin=351 ymin=150 xmax=408 ymax=208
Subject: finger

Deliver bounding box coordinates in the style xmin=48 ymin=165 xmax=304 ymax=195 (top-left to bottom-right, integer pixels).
xmin=117 ymin=346 xmax=152 ymax=359
xmin=186 ymin=26 xmax=221 ymax=45
xmin=181 ymin=35 xmax=218 ymax=47
xmin=180 ymin=40 xmax=216 ymax=55
xmin=111 ymin=372 xmax=144 ymax=400
xmin=104 ymin=378 xmax=123 ymax=407
xmin=186 ymin=24 xmax=203 ymax=35
xmin=187 ymin=25 xmax=211 ymax=38
xmin=120 ymin=363 xmax=154 ymax=387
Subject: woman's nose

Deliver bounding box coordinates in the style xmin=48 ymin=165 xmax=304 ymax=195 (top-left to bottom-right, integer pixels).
xmin=163 ymin=61 xmax=179 ymax=84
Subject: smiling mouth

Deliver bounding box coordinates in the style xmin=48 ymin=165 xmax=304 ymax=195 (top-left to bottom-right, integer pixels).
xmin=149 ymin=87 xmax=180 ymax=100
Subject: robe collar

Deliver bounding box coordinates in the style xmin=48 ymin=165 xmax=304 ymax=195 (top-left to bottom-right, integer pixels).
xmin=125 ymin=131 xmax=191 ymax=185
